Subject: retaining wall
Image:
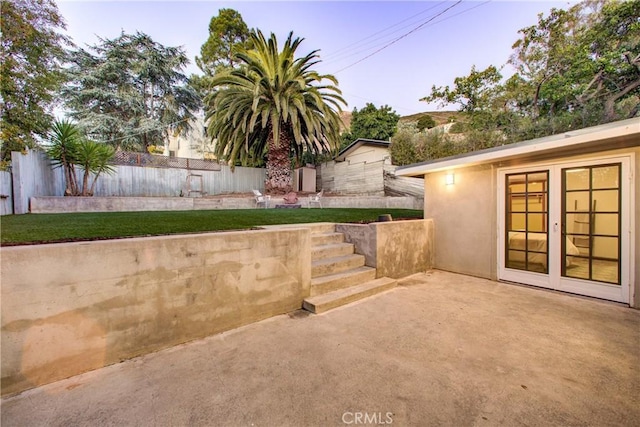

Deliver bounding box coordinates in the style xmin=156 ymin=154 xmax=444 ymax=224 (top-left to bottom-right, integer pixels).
xmin=6 ymin=150 xmax=265 ymax=214
xmin=30 ymin=195 xmax=422 ymax=213
xmin=0 ymin=227 xmax=311 ymax=396
xmin=337 ymin=219 xmax=434 ymax=278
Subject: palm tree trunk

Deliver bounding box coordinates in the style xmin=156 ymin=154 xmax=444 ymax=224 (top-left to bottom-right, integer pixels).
xmin=265 ymin=128 xmax=293 ymax=194
xmin=81 ymin=169 xmax=91 ymax=196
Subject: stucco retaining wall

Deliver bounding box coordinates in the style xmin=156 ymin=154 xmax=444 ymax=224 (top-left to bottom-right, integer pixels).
xmin=0 ymin=228 xmax=311 ymax=396
xmin=336 ymin=219 xmax=434 ymax=278
xmin=29 ymin=195 xmax=422 ymax=213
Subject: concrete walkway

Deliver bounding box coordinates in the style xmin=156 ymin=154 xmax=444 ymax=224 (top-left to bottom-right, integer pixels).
xmin=2 ymin=270 xmax=639 ymax=426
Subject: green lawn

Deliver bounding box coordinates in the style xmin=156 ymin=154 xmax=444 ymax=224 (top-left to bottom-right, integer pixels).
xmin=0 ymin=208 xmax=423 ymax=246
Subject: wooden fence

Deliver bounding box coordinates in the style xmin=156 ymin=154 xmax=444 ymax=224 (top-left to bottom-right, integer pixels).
xmin=318 ymin=159 xmax=424 ymax=199
xmin=318 ymin=159 xmax=386 ymax=195
xmin=112 ymin=151 xmax=222 ymax=171
xmin=5 ymin=150 xmax=265 ymax=214
xmin=0 ymin=170 xmax=13 ymax=215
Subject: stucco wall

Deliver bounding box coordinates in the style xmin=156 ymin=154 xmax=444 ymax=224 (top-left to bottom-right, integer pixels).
xmin=336 ymin=219 xmax=434 ymax=279
xmin=0 ymin=228 xmax=311 ymax=396
xmin=635 ymin=148 xmax=639 ymax=308
xmin=424 ymin=147 xmax=639 ymax=308
xmin=346 ymin=145 xmax=390 ymax=164
xmin=424 ymin=165 xmax=497 ymax=279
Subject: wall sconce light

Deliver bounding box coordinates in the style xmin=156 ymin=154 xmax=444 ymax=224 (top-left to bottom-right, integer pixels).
xmin=445 ymin=172 xmax=455 ymax=185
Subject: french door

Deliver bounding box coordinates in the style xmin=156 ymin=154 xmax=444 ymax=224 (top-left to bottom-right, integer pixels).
xmin=498 ymin=155 xmax=632 ymax=303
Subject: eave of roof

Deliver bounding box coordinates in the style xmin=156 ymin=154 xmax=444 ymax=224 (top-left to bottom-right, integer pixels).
xmin=395 ymin=118 xmax=640 ymax=176
xmin=335 ymin=138 xmax=390 ymax=162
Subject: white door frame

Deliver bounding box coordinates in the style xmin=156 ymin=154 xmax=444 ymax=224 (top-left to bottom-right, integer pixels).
xmin=497 ymin=153 xmax=634 ymax=304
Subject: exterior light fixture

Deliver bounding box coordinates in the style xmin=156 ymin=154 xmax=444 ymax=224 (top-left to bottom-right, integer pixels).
xmin=445 ymin=172 xmax=455 ymax=185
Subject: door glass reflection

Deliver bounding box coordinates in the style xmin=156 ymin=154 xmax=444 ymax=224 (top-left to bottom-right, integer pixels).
xmin=506 ymin=172 xmax=549 ymax=273
xmin=563 ymin=164 xmax=620 ymax=285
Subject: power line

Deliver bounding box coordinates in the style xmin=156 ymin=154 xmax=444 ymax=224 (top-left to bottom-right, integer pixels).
xmin=336 ymin=1 xmax=493 ymax=114
xmin=321 ymin=2 xmax=447 ymax=65
xmin=332 ymin=0 xmax=463 ymax=75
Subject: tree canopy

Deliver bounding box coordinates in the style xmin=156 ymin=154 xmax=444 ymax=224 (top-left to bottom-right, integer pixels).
xmin=0 ymin=0 xmax=71 ymax=161
xmin=191 ymin=9 xmax=251 ymax=96
xmin=63 ymin=31 xmax=201 ymax=152
xmin=341 ymin=103 xmax=400 ymax=149
xmin=205 ymin=30 xmax=346 ymax=193
xmin=421 ymin=0 xmax=639 ymax=153
xmin=196 ymin=8 xmax=251 ymax=76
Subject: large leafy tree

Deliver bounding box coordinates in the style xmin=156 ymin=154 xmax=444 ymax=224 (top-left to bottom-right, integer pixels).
xmin=196 ymin=8 xmax=251 ymax=76
xmin=63 ymin=32 xmax=201 ymax=152
xmin=421 ymin=0 xmax=639 ymax=153
xmin=340 ymin=103 xmax=400 ymax=149
xmin=0 ymin=0 xmax=71 ymax=161
xmin=205 ymin=30 xmax=346 ymax=193
xmin=191 ymin=9 xmax=251 ymax=96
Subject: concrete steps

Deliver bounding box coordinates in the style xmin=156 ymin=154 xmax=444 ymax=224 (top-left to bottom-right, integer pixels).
xmin=312 ymin=254 xmax=366 ymax=278
xmin=311 ymin=232 xmax=344 ymax=246
xmin=312 ymin=242 xmax=355 ymax=260
xmin=304 ymin=226 xmax=396 ymax=314
xmin=310 ymin=266 xmax=377 ymax=297
xmin=303 ymin=277 xmax=397 ymax=314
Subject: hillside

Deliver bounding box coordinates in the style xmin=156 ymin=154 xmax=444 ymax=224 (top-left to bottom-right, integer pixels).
xmin=399 ymin=111 xmax=460 ymax=126
xmin=339 ymin=110 xmax=461 ymax=132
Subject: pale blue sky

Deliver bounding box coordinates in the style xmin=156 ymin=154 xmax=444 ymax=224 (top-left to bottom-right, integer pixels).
xmin=57 ymin=1 xmax=576 ymax=115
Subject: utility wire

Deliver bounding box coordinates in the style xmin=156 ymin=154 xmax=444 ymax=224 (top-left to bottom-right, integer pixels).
xmin=333 ymin=0 xmax=463 ymax=75
xmin=335 ymin=1 xmax=492 ymax=113
xmin=90 ymin=1 xmax=488 ymax=143
xmin=321 ymin=1 xmax=447 ymax=64
xmin=428 ymin=1 xmax=492 ymax=29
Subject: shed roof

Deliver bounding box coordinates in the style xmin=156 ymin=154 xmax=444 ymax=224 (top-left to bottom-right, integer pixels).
xmin=335 ymin=138 xmax=390 ymax=162
xmin=395 ymin=118 xmax=640 ymax=176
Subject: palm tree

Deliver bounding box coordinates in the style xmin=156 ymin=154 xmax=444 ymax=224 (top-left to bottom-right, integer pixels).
xmin=205 ymin=30 xmax=346 ymax=193
xmin=47 ymin=120 xmax=81 ymax=196
xmin=75 ymin=140 xmax=115 ymax=196
xmin=47 ymin=119 xmax=115 ymax=196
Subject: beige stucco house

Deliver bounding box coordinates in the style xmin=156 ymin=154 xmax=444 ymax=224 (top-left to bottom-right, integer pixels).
xmin=335 ymin=138 xmax=390 ymax=164
xmin=396 ymin=118 xmax=640 ymax=308
xmin=165 ymin=114 xmax=216 ymax=160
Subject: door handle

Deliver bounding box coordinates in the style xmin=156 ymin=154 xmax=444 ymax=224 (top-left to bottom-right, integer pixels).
xmin=553 ymin=223 xmax=558 ymax=232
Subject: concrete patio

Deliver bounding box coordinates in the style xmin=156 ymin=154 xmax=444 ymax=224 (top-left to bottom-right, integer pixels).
xmin=2 ymin=270 xmax=639 ymax=426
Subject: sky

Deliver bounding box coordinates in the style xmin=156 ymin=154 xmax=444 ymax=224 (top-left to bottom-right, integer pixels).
xmin=57 ymin=0 xmax=578 ymax=116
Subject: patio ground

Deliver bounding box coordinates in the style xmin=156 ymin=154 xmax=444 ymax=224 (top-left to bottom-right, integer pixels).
xmin=2 ymin=270 xmax=639 ymax=426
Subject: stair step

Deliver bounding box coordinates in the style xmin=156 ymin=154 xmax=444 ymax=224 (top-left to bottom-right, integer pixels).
xmin=258 ymin=222 xmax=335 ymax=234
xmin=311 ymin=266 xmax=377 ymax=296
xmin=311 ymin=232 xmax=344 ymax=246
xmin=306 ymin=223 xmax=337 ymax=234
xmin=303 ymin=277 xmax=397 ymax=314
xmin=312 ymin=254 xmax=365 ymax=278
xmin=312 ymin=242 xmax=354 ymax=261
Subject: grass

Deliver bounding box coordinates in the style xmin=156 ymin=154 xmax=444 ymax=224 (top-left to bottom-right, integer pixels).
xmin=0 ymin=208 xmax=423 ymax=246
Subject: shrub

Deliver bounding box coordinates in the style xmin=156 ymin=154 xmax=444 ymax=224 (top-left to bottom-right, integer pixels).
xmin=417 ymin=115 xmax=436 ymax=131
xmin=449 ymin=121 xmax=466 ymax=134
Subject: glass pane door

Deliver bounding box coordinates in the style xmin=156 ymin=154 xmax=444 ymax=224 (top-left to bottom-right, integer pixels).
xmin=505 ymin=171 xmax=549 ymax=274
xmin=562 ymin=164 xmax=621 ymax=285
